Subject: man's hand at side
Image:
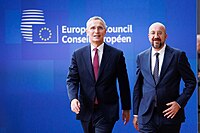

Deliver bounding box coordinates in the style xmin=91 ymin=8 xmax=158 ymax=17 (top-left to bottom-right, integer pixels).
xmin=71 ymin=99 xmax=80 ymax=114
xmin=122 ymin=110 xmax=130 ymax=125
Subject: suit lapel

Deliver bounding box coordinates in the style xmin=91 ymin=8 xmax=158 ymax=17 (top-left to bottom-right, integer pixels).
xmin=82 ymin=45 xmax=95 ymax=81
xmin=97 ymin=43 xmax=111 ymax=81
xmin=159 ymin=45 xmax=174 ymax=83
xmin=146 ymin=48 xmax=156 ymax=85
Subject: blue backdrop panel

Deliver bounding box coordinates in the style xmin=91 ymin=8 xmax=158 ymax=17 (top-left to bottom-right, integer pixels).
xmin=0 ymin=0 xmax=197 ymax=133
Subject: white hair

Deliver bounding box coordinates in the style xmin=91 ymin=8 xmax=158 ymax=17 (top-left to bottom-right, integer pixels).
xmin=86 ymin=16 xmax=107 ymax=29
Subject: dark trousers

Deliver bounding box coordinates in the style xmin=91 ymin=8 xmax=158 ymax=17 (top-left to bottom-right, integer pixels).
xmin=81 ymin=105 xmax=116 ymax=133
xmin=139 ymin=108 xmax=181 ymax=133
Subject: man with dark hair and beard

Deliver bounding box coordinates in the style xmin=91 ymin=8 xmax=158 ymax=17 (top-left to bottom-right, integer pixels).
xmin=132 ymin=22 xmax=196 ymax=133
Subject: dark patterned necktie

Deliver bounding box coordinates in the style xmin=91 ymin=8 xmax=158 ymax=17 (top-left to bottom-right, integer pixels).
xmin=93 ymin=48 xmax=99 ymax=81
xmin=153 ymin=53 xmax=159 ymax=84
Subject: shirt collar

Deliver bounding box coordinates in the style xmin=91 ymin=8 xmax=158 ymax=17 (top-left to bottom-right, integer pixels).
xmin=152 ymin=44 xmax=166 ymax=56
xmin=91 ymin=43 xmax=104 ymax=52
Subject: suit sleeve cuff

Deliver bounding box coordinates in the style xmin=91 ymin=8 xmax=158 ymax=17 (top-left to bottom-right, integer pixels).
xmin=176 ymin=101 xmax=181 ymax=108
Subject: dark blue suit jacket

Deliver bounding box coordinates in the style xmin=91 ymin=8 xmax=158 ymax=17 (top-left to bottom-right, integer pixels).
xmin=133 ymin=45 xmax=196 ymax=124
xmin=67 ymin=43 xmax=131 ymax=122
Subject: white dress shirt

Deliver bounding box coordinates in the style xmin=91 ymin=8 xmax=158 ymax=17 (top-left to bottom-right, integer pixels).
xmin=91 ymin=43 xmax=104 ymax=66
xmin=151 ymin=44 xmax=166 ymax=76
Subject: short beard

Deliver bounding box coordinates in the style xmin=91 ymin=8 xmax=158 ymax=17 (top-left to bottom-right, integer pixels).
xmin=152 ymin=42 xmax=163 ymax=49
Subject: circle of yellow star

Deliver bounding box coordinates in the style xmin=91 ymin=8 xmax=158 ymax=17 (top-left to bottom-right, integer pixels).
xmin=38 ymin=27 xmax=52 ymax=41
